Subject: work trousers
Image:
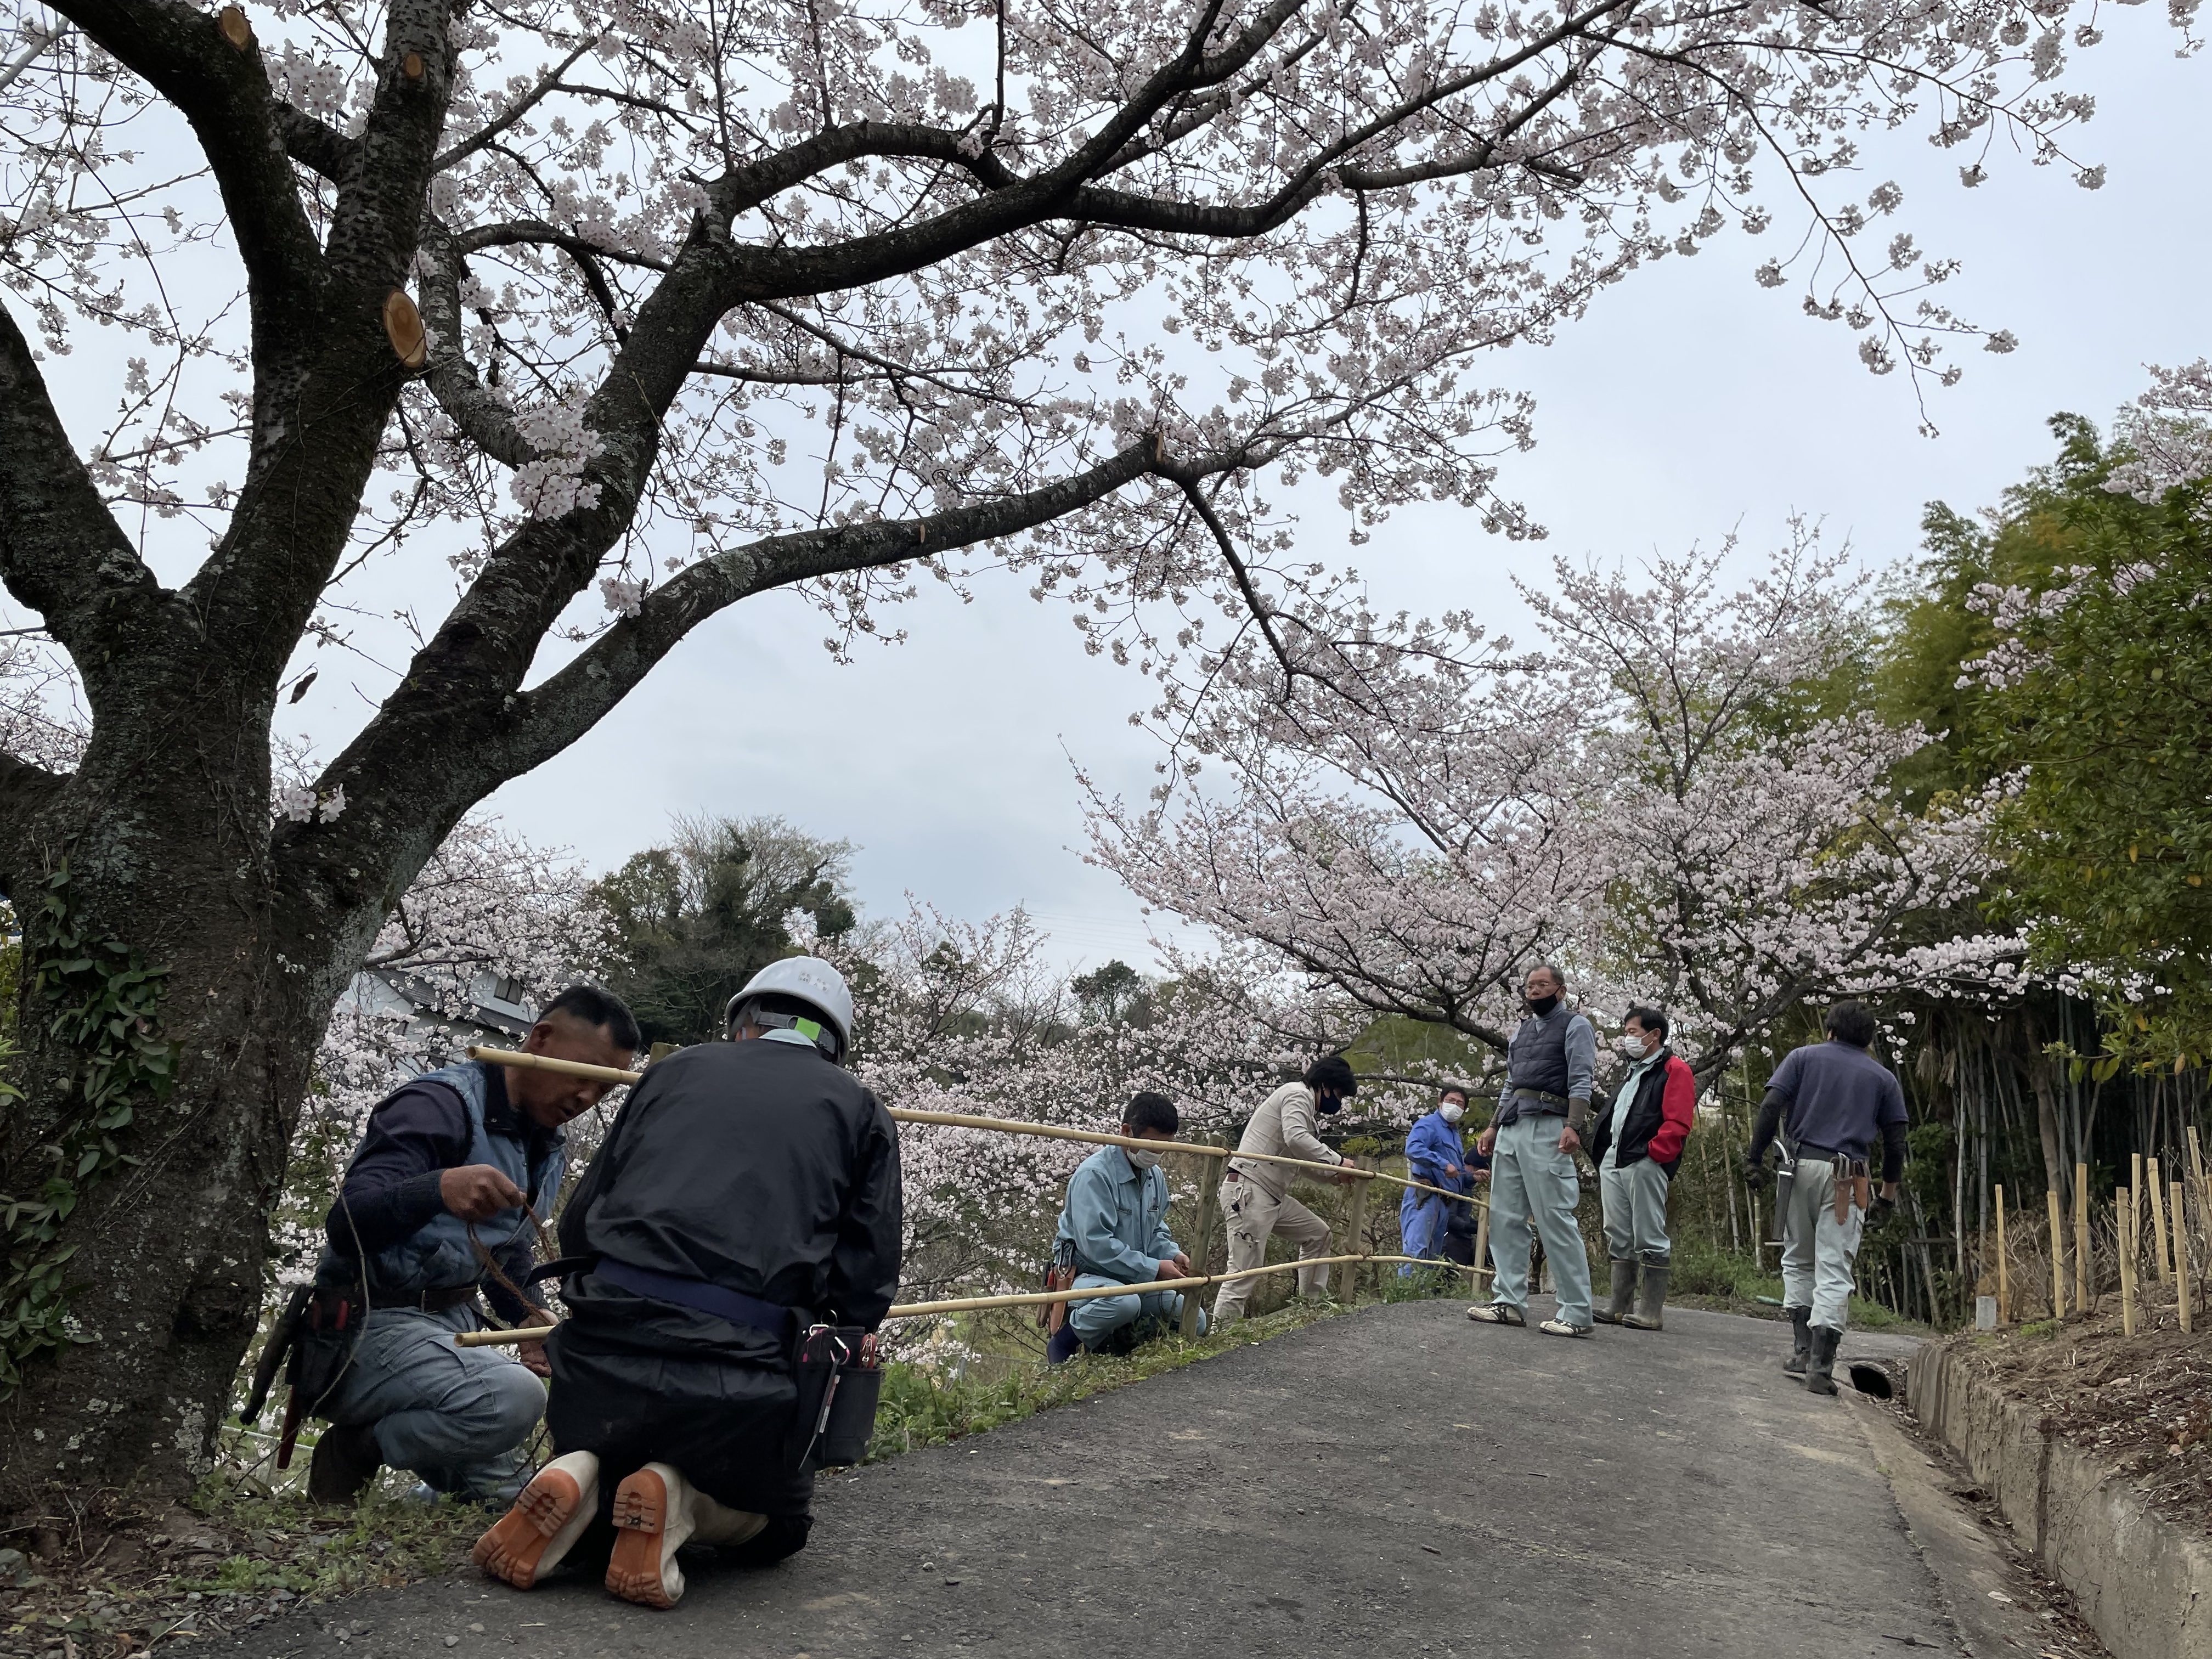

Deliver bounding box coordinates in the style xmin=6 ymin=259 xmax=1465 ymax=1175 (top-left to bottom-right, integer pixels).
xmin=1212 ymin=1176 xmax=1333 ymax=1322
xmin=1599 ymin=1155 xmax=1673 ymax=1267
xmin=1485 ymin=1114 xmax=1593 ymax=1327
xmin=1067 ymin=1275 xmax=1203 ymax=1344
xmin=1780 ymin=1156 xmax=1866 ymax=1331
xmin=320 ymin=1304 xmax=545 ymax=1503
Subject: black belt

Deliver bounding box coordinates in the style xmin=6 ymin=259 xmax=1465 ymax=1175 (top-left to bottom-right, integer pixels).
xmin=367 ymin=1283 xmax=481 ymax=1313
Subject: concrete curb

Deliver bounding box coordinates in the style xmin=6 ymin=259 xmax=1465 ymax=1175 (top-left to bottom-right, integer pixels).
xmin=1912 ymin=1337 xmax=2212 ymax=1659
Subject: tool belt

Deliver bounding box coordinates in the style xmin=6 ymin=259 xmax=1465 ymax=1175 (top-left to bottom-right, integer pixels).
xmin=787 ymin=1325 xmax=884 ymax=1473
xmin=1036 ymin=1240 xmax=1077 ymax=1334
xmin=1809 ymin=1148 xmax=1872 ymax=1223
xmin=240 ymin=1283 xmax=393 ymax=1471
xmin=1507 ymin=1087 xmax=1571 ymax=1113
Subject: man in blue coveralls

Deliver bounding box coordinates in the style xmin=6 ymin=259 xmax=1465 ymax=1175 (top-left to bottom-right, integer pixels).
xmin=1399 ymin=1084 xmax=1486 ymax=1271
xmin=1045 ymin=1092 xmax=1204 ymax=1362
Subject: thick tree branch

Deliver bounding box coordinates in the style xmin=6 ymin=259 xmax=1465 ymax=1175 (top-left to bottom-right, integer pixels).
xmin=0 ymin=302 xmax=161 ymax=659
xmin=0 ymin=751 xmax=69 ymax=899
xmin=273 ymin=103 xmax=359 ymax=183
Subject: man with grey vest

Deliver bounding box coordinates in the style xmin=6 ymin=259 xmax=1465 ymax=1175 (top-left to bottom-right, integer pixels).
xmin=305 ymin=986 xmax=642 ymax=1505
xmin=1743 ymin=1000 xmax=1906 ymax=1395
xmin=1467 ymin=963 xmax=1596 ymax=1335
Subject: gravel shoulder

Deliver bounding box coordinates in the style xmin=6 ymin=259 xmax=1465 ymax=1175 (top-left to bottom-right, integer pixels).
xmin=197 ymin=1300 xmax=2024 ymax=1659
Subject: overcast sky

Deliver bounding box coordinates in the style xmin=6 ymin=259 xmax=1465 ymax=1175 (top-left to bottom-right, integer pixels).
xmin=461 ymin=8 xmax=2205 ymax=973
xmin=27 ymin=12 xmax=2200 ymax=974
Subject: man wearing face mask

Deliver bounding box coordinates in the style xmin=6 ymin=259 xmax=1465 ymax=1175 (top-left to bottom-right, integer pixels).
xmin=1468 ymin=963 xmax=1598 ymax=1335
xmin=1398 ymin=1085 xmax=1488 ymax=1271
xmin=1212 ymin=1055 xmax=1361 ymax=1324
xmin=1585 ymin=1007 xmax=1696 ymax=1330
xmin=1044 ymin=1092 xmax=1202 ymax=1362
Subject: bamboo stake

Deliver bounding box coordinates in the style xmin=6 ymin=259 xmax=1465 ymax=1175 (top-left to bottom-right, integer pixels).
xmin=1994 ymin=1184 xmax=2010 ymax=1327
xmin=1473 ymin=1201 xmax=1491 ymax=1291
xmin=2047 ymin=1187 xmax=2067 ymax=1319
xmin=2118 ymin=1187 xmax=2137 ymax=1338
xmin=2173 ymin=1179 xmax=2193 ymax=1334
xmin=2132 ymin=1153 xmax=2146 ymax=1244
xmin=2149 ymin=1158 xmax=2172 ymax=1284
xmin=466 ymin=1045 xmax=1485 ymax=1211
xmin=1179 ymin=1146 xmax=1221 ymax=1340
xmin=2075 ymin=1164 xmax=2092 ymax=1313
xmin=1337 ymin=1155 xmax=1372 ymax=1301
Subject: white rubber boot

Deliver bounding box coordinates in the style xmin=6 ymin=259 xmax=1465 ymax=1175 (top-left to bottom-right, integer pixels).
xmin=606 ymin=1462 xmax=696 ymax=1609
xmin=472 ymin=1452 xmax=600 ymax=1590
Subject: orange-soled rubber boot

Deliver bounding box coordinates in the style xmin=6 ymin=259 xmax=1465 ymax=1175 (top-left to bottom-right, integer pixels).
xmin=472 ymin=1452 xmax=600 ymax=1590
xmin=605 ymin=1463 xmax=698 ymax=1609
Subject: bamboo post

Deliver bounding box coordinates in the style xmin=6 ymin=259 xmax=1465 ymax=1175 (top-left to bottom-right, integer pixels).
xmin=2047 ymin=1187 xmax=2067 ymax=1319
xmin=2132 ymin=1153 xmax=2146 ymax=1244
xmin=2074 ymin=1164 xmax=2092 ymax=1313
xmin=1180 ymin=1146 xmax=1221 ymax=1340
xmin=2150 ymin=1158 xmax=2172 ymax=1284
xmin=2174 ymin=1180 xmax=2193 ymax=1334
xmin=1337 ymin=1155 xmax=1373 ymax=1302
xmin=1472 ymin=1201 xmax=1491 ymax=1291
xmin=1995 ymin=1184 xmax=2010 ymax=1326
xmin=2119 ymin=1187 xmax=2138 ymax=1338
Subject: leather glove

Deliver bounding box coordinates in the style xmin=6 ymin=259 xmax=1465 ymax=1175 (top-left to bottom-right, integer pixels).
xmin=1867 ymin=1195 xmax=1897 ymax=1229
xmin=1741 ymin=1157 xmax=1771 ymax=1193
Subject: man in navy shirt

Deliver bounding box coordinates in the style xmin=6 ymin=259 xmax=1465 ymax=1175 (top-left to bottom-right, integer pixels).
xmin=1744 ymin=1000 xmax=1908 ymax=1395
xmin=305 ymin=985 xmax=640 ymax=1503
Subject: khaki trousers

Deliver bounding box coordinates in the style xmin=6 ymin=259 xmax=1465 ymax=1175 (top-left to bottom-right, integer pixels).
xmin=1211 ymin=1175 xmax=1334 ymax=1322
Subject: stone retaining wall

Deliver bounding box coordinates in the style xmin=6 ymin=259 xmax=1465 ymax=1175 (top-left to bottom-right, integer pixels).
xmin=1912 ymin=1339 xmax=2212 ymax=1659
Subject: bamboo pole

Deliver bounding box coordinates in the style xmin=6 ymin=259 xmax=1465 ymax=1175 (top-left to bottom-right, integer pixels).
xmin=2074 ymin=1164 xmax=2092 ymax=1313
xmin=1473 ymin=1202 xmax=1491 ymax=1293
xmin=465 ymin=1046 xmax=1485 ymax=1211
xmin=2132 ymin=1153 xmax=2146 ymax=1245
xmin=2047 ymin=1187 xmax=2067 ymax=1319
xmin=1994 ymin=1184 xmax=2010 ymax=1327
xmin=2149 ymin=1158 xmax=2172 ymax=1284
xmin=2118 ymin=1187 xmax=2137 ymax=1338
xmin=2173 ymin=1179 xmax=2193 ymax=1334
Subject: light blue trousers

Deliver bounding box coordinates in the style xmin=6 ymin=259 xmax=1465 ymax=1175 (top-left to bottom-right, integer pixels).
xmin=1485 ymin=1114 xmax=1593 ymax=1327
xmin=320 ymin=1304 xmax=545 ymax=1503
xmin=1599 ymin=1155 xmax=1673 ymax=1267
xmin=1067 ymin=1274 xmax=1204 ymax=1343
xmin=1780 ymin=1156 xmax=1865 ymax=1331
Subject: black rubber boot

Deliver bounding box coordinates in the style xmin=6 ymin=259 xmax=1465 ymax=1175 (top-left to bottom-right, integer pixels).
xmin=1045 ymin=1323 xmax=1084 ymax=1364
xmin=1782 ymin=1305 xmax=1812 ymax=1376
xmin=307 ymin=1421 xmax=384 ymax=1504
xmin=1623 ymin=1265 xmax=1668 ymax=1330
xmin=1804 ymin=1325 xmax=1842 ymax=1397
xmin=1593 ymin=1259 xmax=1637 ymax=1324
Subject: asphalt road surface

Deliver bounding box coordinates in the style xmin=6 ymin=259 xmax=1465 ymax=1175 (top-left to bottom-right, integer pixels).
xmin=232 ymin=1301 xmax=1948 ymax=1659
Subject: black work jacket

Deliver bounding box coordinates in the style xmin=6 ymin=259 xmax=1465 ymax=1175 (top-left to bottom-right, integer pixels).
xmin=558 ymin=1039 xmax=904 ymax=1335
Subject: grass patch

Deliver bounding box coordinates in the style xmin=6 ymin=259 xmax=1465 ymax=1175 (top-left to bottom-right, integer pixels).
xmin=867 ymin=1296 xmax=1348 ymax=1458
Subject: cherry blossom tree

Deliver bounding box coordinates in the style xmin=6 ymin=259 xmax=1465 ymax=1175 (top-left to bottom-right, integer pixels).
xmin=1091 ymin=538 xmax=2022 ymax=1086
xmin=2107 ymin=362 xmax=2212 ymax=505
xmin=0 ymin=0 xmax=2154 ymax=1502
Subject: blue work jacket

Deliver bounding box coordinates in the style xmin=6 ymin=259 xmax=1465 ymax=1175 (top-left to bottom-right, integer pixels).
xmin=1054 ymin=1144 xmax=1180 ymax=1284
xmin=1398 ymin=1109 xmax=1479 ymax=1228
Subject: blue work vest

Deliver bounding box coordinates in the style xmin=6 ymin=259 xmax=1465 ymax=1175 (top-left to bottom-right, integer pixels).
xmin=325 ymin=1060 xmax=566 ymax=1297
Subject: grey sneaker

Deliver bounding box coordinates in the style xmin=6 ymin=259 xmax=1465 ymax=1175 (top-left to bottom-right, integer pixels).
xmin=1466 ymin=1303 xmax=1526 ymax=1326
xmin=1538 ymin=1318 xmax=1592 ymax=1338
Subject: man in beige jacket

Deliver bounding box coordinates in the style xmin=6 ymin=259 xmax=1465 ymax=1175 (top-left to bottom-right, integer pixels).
xmin=1211 ymin=1056 xmax=1360 ymax=1323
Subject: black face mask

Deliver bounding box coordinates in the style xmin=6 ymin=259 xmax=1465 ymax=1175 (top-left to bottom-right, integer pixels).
xmin=1316 ymin=1094 xmax=1342 ymax=1115
xmin=1525 ymin=994 xmax=1560 ymax=1017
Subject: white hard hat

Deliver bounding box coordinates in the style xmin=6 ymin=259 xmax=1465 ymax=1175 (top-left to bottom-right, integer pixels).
xmin=724 ymin=956 xmax=855 ymax=1059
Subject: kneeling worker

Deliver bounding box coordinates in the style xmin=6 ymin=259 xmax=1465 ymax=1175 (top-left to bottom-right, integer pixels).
xmin=1046 ymin=1092 xmax=1204 ymax=1363
xmin=307 ymin=986 xmax=642 ymax=1505
xmin=473 ymin=958 xmax=902 ymax=1607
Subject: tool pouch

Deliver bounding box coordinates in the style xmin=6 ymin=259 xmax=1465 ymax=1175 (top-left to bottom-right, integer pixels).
xmin=1036 ymin=1240 xmax=1077 ymax=1333
xmin=788 ymin=1325 xmax=883 ymax=1473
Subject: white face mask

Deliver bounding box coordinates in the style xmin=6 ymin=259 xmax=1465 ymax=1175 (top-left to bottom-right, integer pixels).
xmin=1616 ymin=1032 xmax=1653 ymax=1057
xmin=1440 ymin=1102 xmax=1466 ymax=1124
xmin=1126 ymin=1146 xmax=1162 ymax=1170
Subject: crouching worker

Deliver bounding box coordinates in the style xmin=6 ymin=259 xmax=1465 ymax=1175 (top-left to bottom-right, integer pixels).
xmin=1398 ymin=1084 xmax=1486 ymax=1273
xmin=1045 ymin=1092 xmax=1204 ymax=1363
xmin=472 ymin=958 xmax=902 ymax=1609
xmin=306 ymin=986 xmax=642 ymax=1505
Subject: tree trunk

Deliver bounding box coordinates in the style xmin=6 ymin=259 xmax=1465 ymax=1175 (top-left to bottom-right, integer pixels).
xmin=0 ymin=687 xmax=379 ymax=1516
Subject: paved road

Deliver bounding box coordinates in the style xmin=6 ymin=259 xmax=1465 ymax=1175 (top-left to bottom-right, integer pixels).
xmin=235 ymin=1302 xmax=1947 ymax=1659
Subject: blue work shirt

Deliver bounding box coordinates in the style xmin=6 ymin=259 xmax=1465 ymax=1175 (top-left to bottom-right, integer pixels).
xmin=1768 ymin=1039 xmax=1908 ymax=1162
xmin=1054 ymin=1144 xmax=1180 ymax=1284
xmin=1399 ymin=1109 xmax=1482 ymax=1237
